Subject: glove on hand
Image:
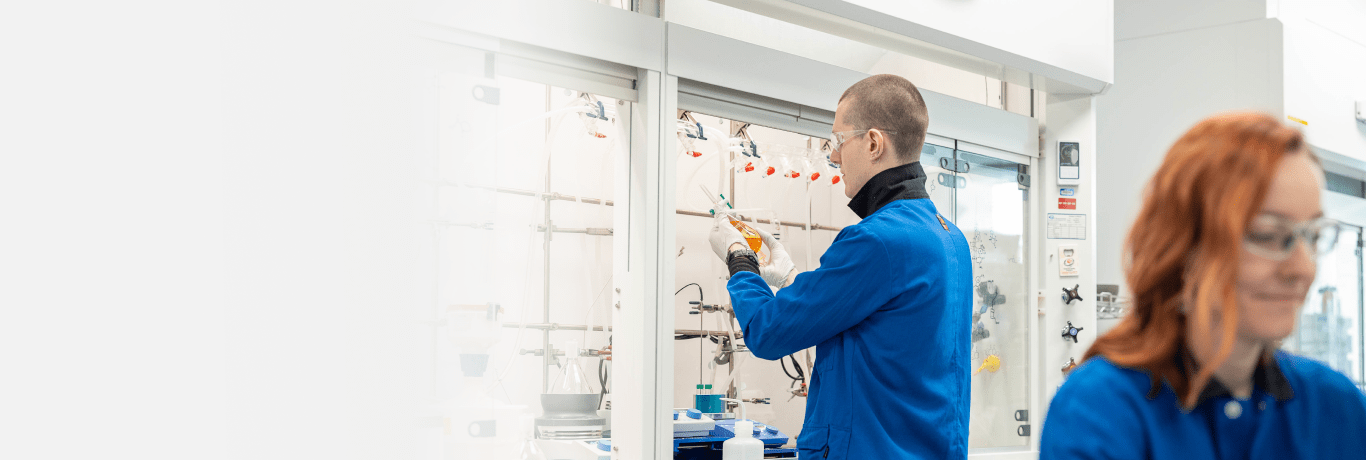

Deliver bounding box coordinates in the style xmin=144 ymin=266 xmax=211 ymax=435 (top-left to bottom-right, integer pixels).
xmin=755 ymin=226 xmax=796 ymax=288
xmin=708 ymin=214 xmax=748 ymax=260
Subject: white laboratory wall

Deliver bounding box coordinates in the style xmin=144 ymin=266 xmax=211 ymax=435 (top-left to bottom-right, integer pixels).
xmin=1095 ymin=18 xmax=1285 ymax=292
xmin=1283 ymin=19 xmax=1366 ymax=165
xmin=1095 ymin=317 xmax=1124 ymax=337
xmin=1275 ymin=0 xmax=1366 ymax=47
xmin=1114 ymin=0 xmax=1366 ymax=55
xmin=845 ymin=0 xmax=1113 ymax=84
xmin=8 ymin=2 xmax=235 ymax=459
xmin=1114 ymin=0 xmax=1272 ymax=41
xmin=1099 ymin=8 xmax=1366 ymax=294
xmin=222 ymin=2 xmax=433 ymax=459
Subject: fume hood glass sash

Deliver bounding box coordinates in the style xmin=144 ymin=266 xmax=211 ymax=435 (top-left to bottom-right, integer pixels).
xmin=954 ymin=148 xmax=1032 ymax=450
xmin=432 ymin=42 xmax=661 ymax=456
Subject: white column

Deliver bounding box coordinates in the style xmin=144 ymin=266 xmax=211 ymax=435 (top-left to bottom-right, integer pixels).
xmin=612 ymin=68 xmax=676 ymax=460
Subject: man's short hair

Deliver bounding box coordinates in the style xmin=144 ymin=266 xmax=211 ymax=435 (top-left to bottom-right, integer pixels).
xmin=838 ymin=74 xmax=929 ymax=163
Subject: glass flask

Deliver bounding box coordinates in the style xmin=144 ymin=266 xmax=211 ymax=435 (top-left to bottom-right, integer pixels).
xmin=537 ymin=340 xmax=606 ymax=440
xmin=550 ymin=340 xmax=594 ymax=395
xmin=701 ymin=185 xmax=771 ymax=265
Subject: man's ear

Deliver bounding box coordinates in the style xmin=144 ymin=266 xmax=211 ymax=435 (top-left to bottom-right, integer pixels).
xmin=868 ymin=129 xmax=886 ymax=162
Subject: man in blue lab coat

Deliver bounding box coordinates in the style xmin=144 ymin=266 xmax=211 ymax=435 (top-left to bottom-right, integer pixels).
xmin=710 ymin=75 xmax=972 ymax=459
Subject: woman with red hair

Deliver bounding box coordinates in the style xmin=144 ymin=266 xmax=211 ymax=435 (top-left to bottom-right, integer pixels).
xmin=1040 ymin=112 xmax=1366 ymax=459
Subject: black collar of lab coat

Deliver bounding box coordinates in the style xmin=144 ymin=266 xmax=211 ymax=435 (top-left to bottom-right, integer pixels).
xmin=1186 ymin=350 xmax=1295 ymax=405
xmin=847 ymin=161 xmax=930 ymax=219
xmin=1147 ymin=347 xmax=1296 ymax=404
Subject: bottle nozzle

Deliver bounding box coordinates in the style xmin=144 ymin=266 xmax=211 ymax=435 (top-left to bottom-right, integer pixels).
xmin=733 ymin=420 xmax=754 ymax=438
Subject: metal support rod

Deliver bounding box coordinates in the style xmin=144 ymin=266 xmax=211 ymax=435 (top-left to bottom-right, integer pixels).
xmin=727 ymin=352 xmax=736 ymax=400
xmin=500 ymin=322 xmax=743 ymax=339
xmin=440 ymin=182 xmax=846 ymax=232
xmin=727 ymin=310 xmax=737 ymax=400
xmin=440 ymin=180 xmax=615 ymax=206
xmin=1357 ymin=231 xmax=1365 ymax=386
xmin=534 ymin=225 xmax=613 ymax=235
xmin=503 ymin=323 xmax=610 ymax=332
xmin=675 ymin=209 xmax=844 ymax=232
xmin=428 ymin=220 xmax=612 ymax=236
xmin=806 ymin=180 xmax=814 ymax=270
xmin=729 ymin=132 xmax=737 ymax=215
xmin=542 ymin=86 xmax=553 ymax=393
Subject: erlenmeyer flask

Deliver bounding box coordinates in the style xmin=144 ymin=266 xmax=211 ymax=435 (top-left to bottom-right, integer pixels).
xmin=550 ymin=340 xmax=594 ymax=395
xmin=537 ymin=340 xmax=606 ymax=440
xmin=701 ymin=185 xmax=771 ymax=266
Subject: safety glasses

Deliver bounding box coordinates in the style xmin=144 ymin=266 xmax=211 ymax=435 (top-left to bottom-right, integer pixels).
xmin=829 ymin=129 xmax=896 ymax=153
xmin=1243 ymin=214 xmax=1342 ymax=261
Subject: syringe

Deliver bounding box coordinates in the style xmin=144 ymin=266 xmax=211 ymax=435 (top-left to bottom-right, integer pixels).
xmin=700 ymin=185 xmax=764 ymax=255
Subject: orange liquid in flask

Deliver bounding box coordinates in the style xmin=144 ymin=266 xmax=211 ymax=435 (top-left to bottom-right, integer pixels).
xmin=726 ymin=219 xmax=769 ymax=265
xmin=701 ymin=185 xmax=770 ymax=265
xmin=731 ymin=219 xmax=763 ymax=252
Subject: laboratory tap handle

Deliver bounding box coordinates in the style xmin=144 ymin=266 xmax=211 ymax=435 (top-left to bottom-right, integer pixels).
xmin=1062 ymin=357 xmax=1078 ymax=375
xmin=1061 ymin=321 xmax=1084 ymax=343
xmin=1061 ymin=285 xmax=1084 ymax=305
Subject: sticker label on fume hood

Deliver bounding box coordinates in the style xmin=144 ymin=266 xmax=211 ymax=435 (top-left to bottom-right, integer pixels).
xmin=1059 ymin=188 xmax=1075 ymax=196
xmin=1047 ymin=213 xmax=1086 ymax=240
xmin=1058 ymin=198 xmax=1077 ymax=210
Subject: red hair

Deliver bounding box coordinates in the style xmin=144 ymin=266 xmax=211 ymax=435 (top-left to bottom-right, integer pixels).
xmin=1086 ymin=112 xmax=1307 ymax=408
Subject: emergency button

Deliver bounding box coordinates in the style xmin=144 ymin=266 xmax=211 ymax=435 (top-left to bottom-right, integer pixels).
xmin=1224 ymin=401 xmax=1243 ymax=419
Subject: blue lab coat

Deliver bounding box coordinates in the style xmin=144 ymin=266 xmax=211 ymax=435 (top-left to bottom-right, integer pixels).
xmin=1041 ymin=351 xmax=1366 ymax=460
xmin=727 ymin=162 xmax=973 ymax=460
